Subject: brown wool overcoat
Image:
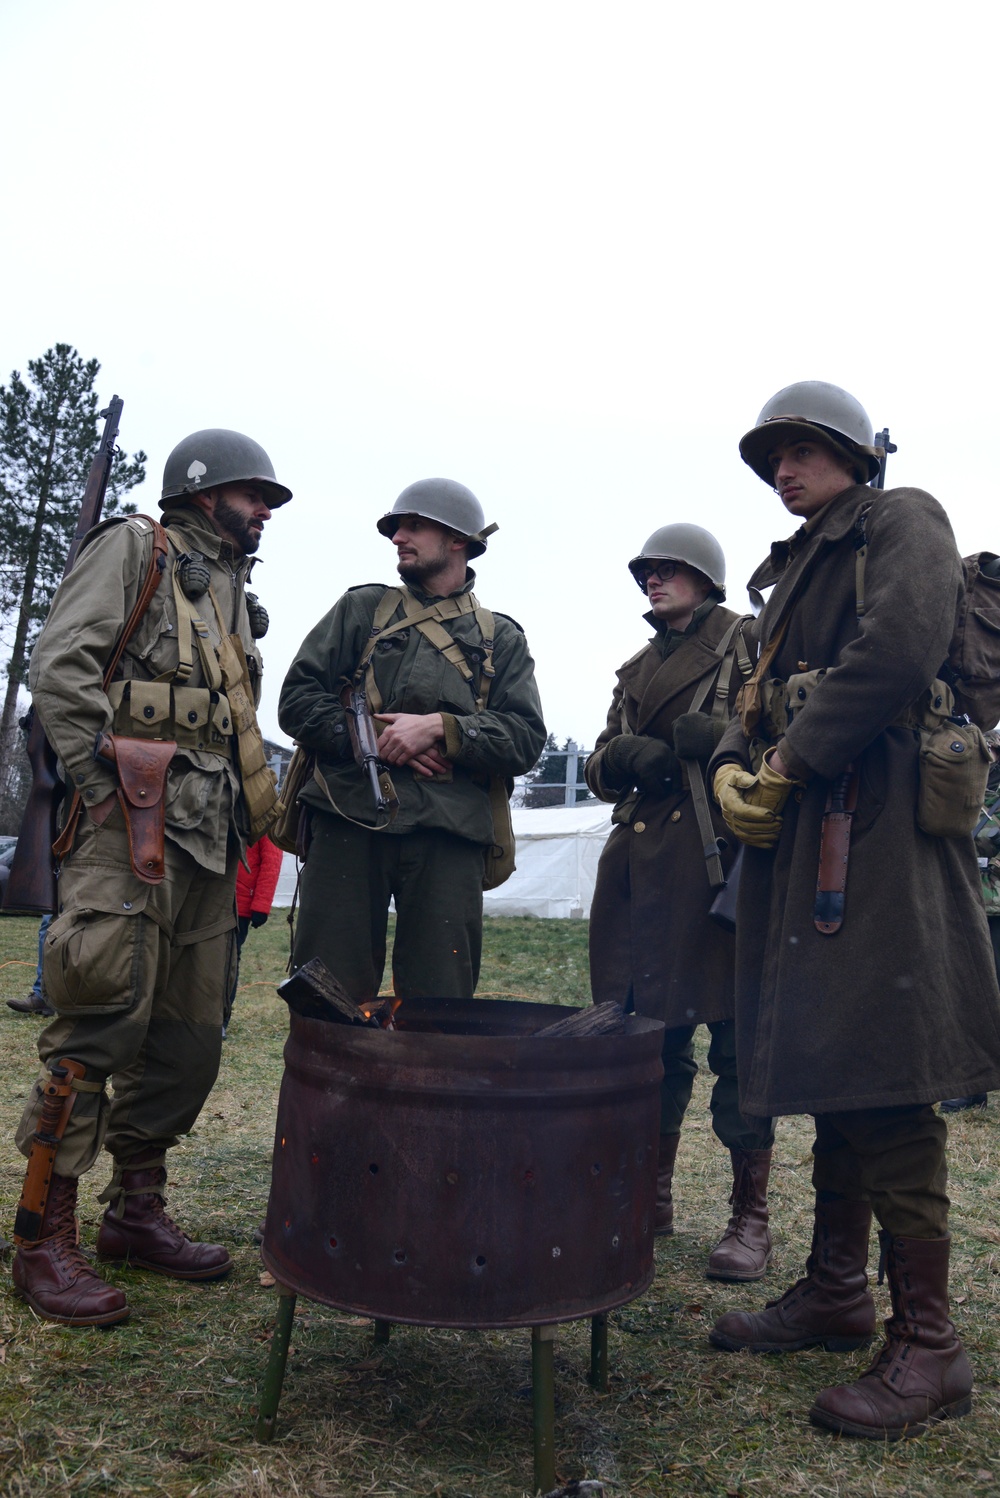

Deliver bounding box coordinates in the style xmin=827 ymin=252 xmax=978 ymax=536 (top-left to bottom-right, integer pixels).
xmin=712 ymin=484 xmax=1000 ymax=1117
xmin=587 ymin=603 xmax=746 ymax=1026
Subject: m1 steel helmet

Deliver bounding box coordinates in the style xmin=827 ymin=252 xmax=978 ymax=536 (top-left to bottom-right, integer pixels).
xmin=627 ymin=524 xmax=726 ymax=598
xmin=739 ymin=380 xmax=881 ymax=485
xmin=160 ymin=429 xmax=292 ymax=510
xmin=376 ymin=478 xmax=498 ymax=559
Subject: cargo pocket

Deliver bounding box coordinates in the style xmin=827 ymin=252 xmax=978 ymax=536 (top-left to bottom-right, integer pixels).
xmin=44 ymin=888 xmax=151 ymax=1015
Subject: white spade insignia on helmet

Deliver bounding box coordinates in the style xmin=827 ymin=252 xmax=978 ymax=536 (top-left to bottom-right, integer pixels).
xmin=186 ymin=460 xmax=208 ymax=486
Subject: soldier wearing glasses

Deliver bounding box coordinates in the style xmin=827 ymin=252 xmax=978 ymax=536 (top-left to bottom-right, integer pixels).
xmin=586 ymin=525 xmax=773 ymax=1282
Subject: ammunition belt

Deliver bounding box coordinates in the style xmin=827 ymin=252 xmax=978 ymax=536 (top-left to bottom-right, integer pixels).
xmin=107 ymin=680 xmax=234 ymax=758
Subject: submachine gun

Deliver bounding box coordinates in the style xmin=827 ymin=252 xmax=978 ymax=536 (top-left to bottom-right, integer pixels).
xmin=3 ymin=398 xmax=125 ymax=915
xmin=339 ymin=682 xmax=399 ymax=821
xmin=710 ymin=426 xmax=896 ymax=933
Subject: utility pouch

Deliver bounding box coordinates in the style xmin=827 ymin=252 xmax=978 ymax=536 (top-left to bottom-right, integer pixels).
xmin=786 ymin=667 xmax=826 ymax=719
xmin=98 ymin=733 xmax=177 ymax=882
xmin=917 ymin=718 xmax=991 ymax=837
xmin=271 ymin=744 xmax=315 ymax=856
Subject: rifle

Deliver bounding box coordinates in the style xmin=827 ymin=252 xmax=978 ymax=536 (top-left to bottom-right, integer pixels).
xmin=710 ymin=422 xmax=897 ymax=933
xmin=2 ymin=398 xmax=125 ymax=914
xmin=339 ymin=682 xmax=399 ymax=820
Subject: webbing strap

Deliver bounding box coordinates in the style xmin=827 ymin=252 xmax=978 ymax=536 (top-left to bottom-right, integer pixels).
xmin=679 ymin=617 xmax=751 ymax=892
xmin=853 ymin=501 xmax=874 ymax=619
xmin=357 ymin=586 xmax=495 ymax=713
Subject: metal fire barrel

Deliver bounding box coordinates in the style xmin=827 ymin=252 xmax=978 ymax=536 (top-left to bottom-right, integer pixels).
xmin=261 ymin=997 xmax=663 ymax=1328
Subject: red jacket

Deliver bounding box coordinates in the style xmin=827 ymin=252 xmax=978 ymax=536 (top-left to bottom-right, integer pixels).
xmin=236 ymin=835 xmax=284 ymax=918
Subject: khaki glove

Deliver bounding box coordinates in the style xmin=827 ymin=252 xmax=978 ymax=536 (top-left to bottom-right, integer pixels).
xmin=713 ymin=756 xmax=797 ymax=849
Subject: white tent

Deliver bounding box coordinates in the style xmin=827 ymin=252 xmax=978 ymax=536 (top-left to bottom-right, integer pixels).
xmin=272 ymin=802 xmax=613 ymax=919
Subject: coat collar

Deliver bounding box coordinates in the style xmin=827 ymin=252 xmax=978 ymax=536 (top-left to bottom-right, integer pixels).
xmin=748 ymin=484 xmax=875 ymax=594
xmin=404 ymin=567 xmax=477 ymax=606
xmin=621 ymin=604 xmax=739 ymax=735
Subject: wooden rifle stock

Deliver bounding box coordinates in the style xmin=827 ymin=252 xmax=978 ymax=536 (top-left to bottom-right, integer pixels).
xmin=2 ymin=398 xmax=125 ymax=914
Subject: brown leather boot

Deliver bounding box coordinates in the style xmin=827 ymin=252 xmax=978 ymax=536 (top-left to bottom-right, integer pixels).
xmin=96 ymin=1159 xmax=233 ymax=1281
xmin=12 ymin=1174 xmax=130 ymax=1326
xmin=654 ymin=1134 xmax=680 ymax=1236
xmin=810 ymin=1234 xmax=973 ymax=1439
xmin=709 ymin=1196 xmax=875 ymax=1352
xmin=706 ymin=1148 xmax=773 ymax=1282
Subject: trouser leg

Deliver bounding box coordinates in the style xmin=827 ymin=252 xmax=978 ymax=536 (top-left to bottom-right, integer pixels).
xmin=105 ymin=851 xmax=237 ymax=1164
xmin=813 ymin=1106 xmax=949 ymax=1238
xmin=390 ymin=829 xmax=485 ymax=999
xmin=16 ymin=825 xmax=236 ymax=1176
xmin=705 ymin=1019 xmax=775 ymax=1151
xmin=658 ymin=1025 xmax=697 ymax=1135
xmin=292 ymin=813 xmax=393 ymax=1001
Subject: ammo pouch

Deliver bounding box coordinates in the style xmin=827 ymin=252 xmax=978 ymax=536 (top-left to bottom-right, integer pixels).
xmin=914 ymin=681 xmax=991 ymax=837
xmin=107 ymin=680 xmax=234 ymax=756
xmin=96 ymin=733 xmax=177 ymax=883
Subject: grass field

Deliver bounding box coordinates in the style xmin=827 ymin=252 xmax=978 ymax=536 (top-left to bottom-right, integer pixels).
xmin=1 ymin=912 xmax=998 ymax=1497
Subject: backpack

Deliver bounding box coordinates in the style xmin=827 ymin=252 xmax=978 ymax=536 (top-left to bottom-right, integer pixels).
xmin=855 ymin=506 xmax=1000 ymax=730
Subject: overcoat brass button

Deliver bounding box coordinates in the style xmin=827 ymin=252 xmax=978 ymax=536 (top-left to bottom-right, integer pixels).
xmin=633 ymin=821 xmax=646 ymax=833
xmin=670 ymin=810 xmax=681 ymax=822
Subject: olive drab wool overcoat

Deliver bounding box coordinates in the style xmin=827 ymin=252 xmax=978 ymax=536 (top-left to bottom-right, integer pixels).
xmin=712 ymin=483 xmax=1000 ymax=1118
xmin=587 ymin=602 xmax=747 ymax=1026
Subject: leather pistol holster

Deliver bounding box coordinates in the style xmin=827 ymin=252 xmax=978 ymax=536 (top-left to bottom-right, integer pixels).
xmin=97 ymin=733 xmax=176 ymax=883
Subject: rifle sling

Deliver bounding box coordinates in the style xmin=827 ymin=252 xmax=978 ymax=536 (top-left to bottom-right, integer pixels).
xmin=678 ymin=616 xmax=749 ymax=892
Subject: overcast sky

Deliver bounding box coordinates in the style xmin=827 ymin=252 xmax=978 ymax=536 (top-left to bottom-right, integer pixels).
xmin=2 ymin=1 xmax=996 ymax=753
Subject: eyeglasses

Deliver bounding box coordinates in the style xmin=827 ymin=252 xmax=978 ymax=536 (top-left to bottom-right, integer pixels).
xmin=638 ymin=560 xmax=679 ymax=584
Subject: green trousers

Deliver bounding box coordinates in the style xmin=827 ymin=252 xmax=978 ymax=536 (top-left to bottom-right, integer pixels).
xmin=812 ymin=1105 xmax=949 ymax=1238
xmin=15 ymin=810 xmax=237 ymax=1179
xmin=660 ymin=1019 xmax=775 ymax=1152
xmin=293 ymin=811 xmax=486 ymax=1002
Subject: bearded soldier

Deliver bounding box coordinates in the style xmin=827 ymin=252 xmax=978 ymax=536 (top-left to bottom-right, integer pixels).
xmin=708 ymin=381 xmax=1000 ymax=1439
xmin=279 ymin=478 xmax=545 ymax=1000
xmin=11 ymin=430 xmax=289 ymax=1327
xmin=586 ymin=525 xmax=774 ymax=1280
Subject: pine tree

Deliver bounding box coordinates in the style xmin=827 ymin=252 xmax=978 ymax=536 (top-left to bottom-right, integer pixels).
xmin=0 ymin=345 xmax=146 ymax=825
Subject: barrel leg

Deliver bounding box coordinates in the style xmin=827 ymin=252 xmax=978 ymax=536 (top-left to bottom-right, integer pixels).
xmin=589 ymin=1312 xmax=608 ymax=1393
xmin=531 ymin=1324 xmax=556 ymax=1494
xmin=256 ymin=1284 xmax=297 ymax=1442
xmin=373 ymin=1319 xmax=393 ymax=1345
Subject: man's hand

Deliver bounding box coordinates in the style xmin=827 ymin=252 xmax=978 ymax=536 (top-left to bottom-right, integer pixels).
xmin=713 ymin=756 xmax=797 ymax=849
xmin=602 ymin=734 xmax=679 ymax=795
xmin=250 ymin=911 xmax=268 ymax=929
xmin=375 ymin=712 xmax=451 ymax=778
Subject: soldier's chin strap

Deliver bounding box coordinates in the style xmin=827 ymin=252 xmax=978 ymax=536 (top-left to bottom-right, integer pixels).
xmin=13 ymin=1059 xmax=103 ymax=1243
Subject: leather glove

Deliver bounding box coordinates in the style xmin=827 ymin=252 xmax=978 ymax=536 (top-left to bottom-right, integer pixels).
xmin=250 ymin=911 xmax=269 ymax=929
xmin=672 ymin=712 xmax=723 ymax=762
xmin=713 ymin=756 xmax=797 ymax=849
xmin=602 ymin=735 xmax=680 ymax=795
